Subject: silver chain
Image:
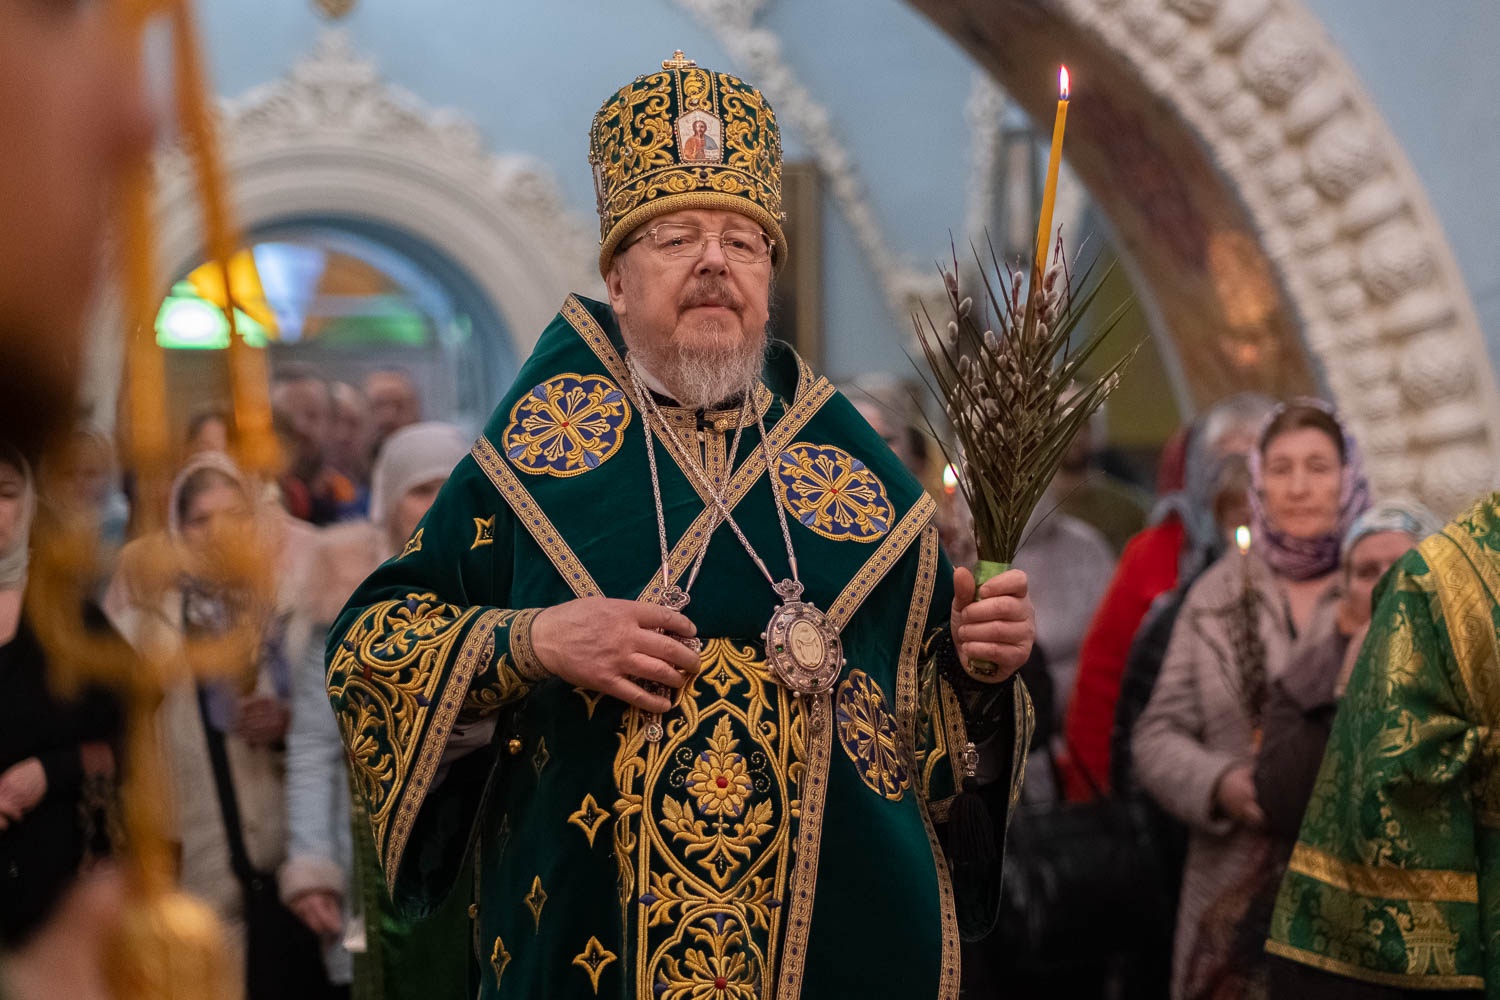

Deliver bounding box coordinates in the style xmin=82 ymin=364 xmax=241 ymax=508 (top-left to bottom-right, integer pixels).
xmin=626 ymin=358 xmax=755 ymax=599
xmin=625 ymin=357 xmax=802 ymax=599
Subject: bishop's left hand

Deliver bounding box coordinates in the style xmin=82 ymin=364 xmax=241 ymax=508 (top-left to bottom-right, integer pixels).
xmin=951 ymin=566 xmax=1034 ymax=682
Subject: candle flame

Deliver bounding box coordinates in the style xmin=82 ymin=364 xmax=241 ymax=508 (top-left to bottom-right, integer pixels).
xmin=942 ymin=463 xmax=959 ymax=495
xmin=1059 ymin=65 xmax=1070 ymax=101
xmin=1235 ymin=525 xmax=1251 ymax=554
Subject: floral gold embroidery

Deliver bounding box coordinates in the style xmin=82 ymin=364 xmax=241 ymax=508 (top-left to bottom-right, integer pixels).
xmin=614 ymin=639 xmax=805 ymax=997
xmin=502 ymin=373 xmax=631 ymax=478
xmin=1391 ymin=901 xmax=1461 ymax=976
xmin=684 ymin=716 xmax=756 ymax=818
xmin=652 ymin=912 xmax=762 ymax=1000
xmin=568 ymin=793 xmax=610 ymax=848
xmin=490 ymin=936 xmax=511 ymax=988
xmin=836 ymin=669 xmax=910 ymax=800
xmin=572 ymin=936 xmax=617 ymax=995
xmin=524 ymin=876 xmax=548 ymax=933
xmin=660 ymin=717 xmax=776 ymax=890
xmin=777 ymin=442 xmax=892 ymax=542
xmin=471 ymin=515 xmax=495 ymax=549
xmin=327 ymin=596 xmax=499 ymax=890
xmin=400 ymin=527 xmax=423 ymax=558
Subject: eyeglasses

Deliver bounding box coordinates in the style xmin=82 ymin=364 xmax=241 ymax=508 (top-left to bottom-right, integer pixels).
xmin=621 ymin=223 xmax=774 ymax=264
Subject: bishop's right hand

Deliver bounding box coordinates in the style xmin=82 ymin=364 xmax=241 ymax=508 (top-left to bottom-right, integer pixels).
xmin=530 ymin=598 xmax=700 ymax=713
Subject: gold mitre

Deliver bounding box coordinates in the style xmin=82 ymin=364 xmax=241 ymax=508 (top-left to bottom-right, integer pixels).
xmin=589 ymin=50 xmax=787 ymax=276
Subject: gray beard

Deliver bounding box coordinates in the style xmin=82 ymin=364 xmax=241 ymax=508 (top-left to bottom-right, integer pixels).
xmin=622 ymin=316 xmax=767 ymax=409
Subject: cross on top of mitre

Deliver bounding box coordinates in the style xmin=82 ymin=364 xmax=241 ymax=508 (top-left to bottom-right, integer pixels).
xmin=662 ymin=50 xmax=697 ymax=70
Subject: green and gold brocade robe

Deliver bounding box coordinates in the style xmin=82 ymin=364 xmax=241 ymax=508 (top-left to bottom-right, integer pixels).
xmin=325 ymin=296 xmax=1031 ymax=999
xmin=1268 ymin=495 xmax=1500 ymax=995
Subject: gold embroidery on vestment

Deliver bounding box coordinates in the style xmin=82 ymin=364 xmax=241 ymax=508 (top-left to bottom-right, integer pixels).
xmin=524 ymin=876 xmax=548 ymax=933
xmin=1264 ymin=939 xmax=1485 ymax=992
xmin=400 ymin=527 xmax=423 ymax=558
xmin=490 ymin=936 xmax=511 ymax=988
xmin=471 ymin=515 xmax=494 ymax=549
xmin=572 ymin=936 xmax=617 ymax=995
xmin=501 ymin=373 xmax=632 ymax=478
xmin=777 ymin=441 xmax=893 ymax=542
xmin=895 ymin=525 xmax=961 ymax=1000
xmin=328 ymin=597 xmax=508 ymax=892
xmin=836 ymin=669 xmax=910 ymax=799
xmin=471 ymin=436 xmax=602 ymax=600
xmin=568 ymin=793 xmax=610 ymax=847
xmin=1287 ymin=842 xmax=1479 ymax=903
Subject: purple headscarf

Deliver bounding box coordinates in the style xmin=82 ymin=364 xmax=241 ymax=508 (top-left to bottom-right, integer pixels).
xmin=1246 ymin=398 xmax=1371 ymax=581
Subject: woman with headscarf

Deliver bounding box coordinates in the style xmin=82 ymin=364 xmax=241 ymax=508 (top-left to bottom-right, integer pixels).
xmin=0 ymin=444 xmax=122 ymax=999
xmin=280 ymin=422 xmax=473 ymax=999
xmin=1065 ymin=393 xmax=1274 ymax=799
xmin=1132 ymin=399 xmax=1372 ymax=1000
xmin=103 ymin=452 xmax=322 ymax=994
xmin=39 ymin=425 xmax=130 ymax=548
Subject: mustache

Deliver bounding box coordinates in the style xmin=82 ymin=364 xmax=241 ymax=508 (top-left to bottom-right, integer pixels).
xmin=679 ymin=278 xmax=743 ymax=311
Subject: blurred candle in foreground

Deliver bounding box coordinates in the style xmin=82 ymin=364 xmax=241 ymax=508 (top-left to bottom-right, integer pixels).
xmin=1235 ymin=524 xmax=1251 ymax=555
xmin=942 ymin=463 xmax=960 ymax=496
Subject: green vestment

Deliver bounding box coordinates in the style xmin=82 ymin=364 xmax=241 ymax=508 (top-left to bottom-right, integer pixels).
xmin=1267 ymin=495 xmax=1500 ymax=995
xmin=325 ymin=296 xmax=1031 ymax=999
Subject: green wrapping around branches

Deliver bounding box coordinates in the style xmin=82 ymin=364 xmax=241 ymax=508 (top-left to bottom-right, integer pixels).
xmin=913 ymin=237 xmax=1138 ymax=565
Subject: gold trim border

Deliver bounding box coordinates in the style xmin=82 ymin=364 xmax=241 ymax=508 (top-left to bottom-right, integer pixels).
xmin=384 ymin=606 xmax=510 ymax=891
xmin=472 ymin=436 xmax=603 ymax=600
xmin=895 ymin=526 xmax=960 ymax=999
xmin=508 ymin=607 xmax=548 ymax=680
xmin=1264 ymin=939 xmax=1486 ymax=992
xmin=773 ymin=690 xmax=833 ymax=999
xmin=1286 ymin=843 xmax=1479 ymax=904
xmin=1429 ymin=526 xmax=1500 ymax=725
xmin=826 ymin=492 xmax=937 ymax=630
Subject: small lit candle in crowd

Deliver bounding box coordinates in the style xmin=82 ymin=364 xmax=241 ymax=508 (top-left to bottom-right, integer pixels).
xmin=942 ymin=464 xmax=960 ymax=496
xmin=1033 ymin=65 xmax=1071 ymax=269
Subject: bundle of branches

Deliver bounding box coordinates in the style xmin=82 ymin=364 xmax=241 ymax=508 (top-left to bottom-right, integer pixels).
xmin=914 ymin=238 xmax=1137 ymax=578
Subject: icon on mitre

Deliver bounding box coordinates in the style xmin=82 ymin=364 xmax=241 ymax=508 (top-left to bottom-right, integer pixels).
xmin=677 ymin=110 xmax=723 ymax=164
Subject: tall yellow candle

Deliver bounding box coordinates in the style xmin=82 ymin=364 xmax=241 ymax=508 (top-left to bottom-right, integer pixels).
xmin=1034 ymin=65 xmax=1071 ymax=269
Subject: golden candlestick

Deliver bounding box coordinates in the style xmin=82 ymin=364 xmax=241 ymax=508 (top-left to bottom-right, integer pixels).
xmin=25 ymin=1 xmax=281 ymax=995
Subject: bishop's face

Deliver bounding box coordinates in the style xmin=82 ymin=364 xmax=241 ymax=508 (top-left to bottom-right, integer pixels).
xmin=606 ymin=208 xmax=773 ymax=409
xmin=0 ymin=0 xmax=154 ymax=445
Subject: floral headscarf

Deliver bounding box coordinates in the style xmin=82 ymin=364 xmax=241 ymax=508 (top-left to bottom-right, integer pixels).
xmin=1247 ymin=398 xmax=1371 ymax=581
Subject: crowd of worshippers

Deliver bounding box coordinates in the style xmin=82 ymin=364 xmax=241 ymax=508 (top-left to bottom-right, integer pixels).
xmin=0 ymin=368 xmax=1456 ymax=999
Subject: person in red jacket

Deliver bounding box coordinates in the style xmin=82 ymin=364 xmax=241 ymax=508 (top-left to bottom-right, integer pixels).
xmin=1062 ymin=393 xmax=1273 ymax=799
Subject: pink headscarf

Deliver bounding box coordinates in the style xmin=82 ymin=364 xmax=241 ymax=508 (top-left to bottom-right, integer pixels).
xmin=1246 ymin=398 xmax=1371 ymax=581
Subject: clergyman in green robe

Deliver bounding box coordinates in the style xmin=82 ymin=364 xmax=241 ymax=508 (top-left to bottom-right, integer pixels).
xmin=324 ymin=52 xmax=1035 ymax=1000
xmin=1267 ymin=494 xmax=1500 ymax=997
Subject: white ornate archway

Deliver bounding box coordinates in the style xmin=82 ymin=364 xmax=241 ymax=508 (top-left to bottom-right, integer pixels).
xmin=908 ymin=0 xmax=1499 ymax=514
xmin=87 ymin=30 xmax=597 ymax=421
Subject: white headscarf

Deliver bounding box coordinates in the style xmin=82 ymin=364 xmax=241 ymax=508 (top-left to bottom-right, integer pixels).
xmin=368 ymin=421 xmax=470 ymax=546
xmin=0 ymin=446 xmax=36 ymax=589
xmin=166 ymin=450 xmax=254 ymax=543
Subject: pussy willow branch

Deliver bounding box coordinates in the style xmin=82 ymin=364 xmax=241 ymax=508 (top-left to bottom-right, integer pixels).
xmin=914 ymin=236 xmax=1137 ymax=563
